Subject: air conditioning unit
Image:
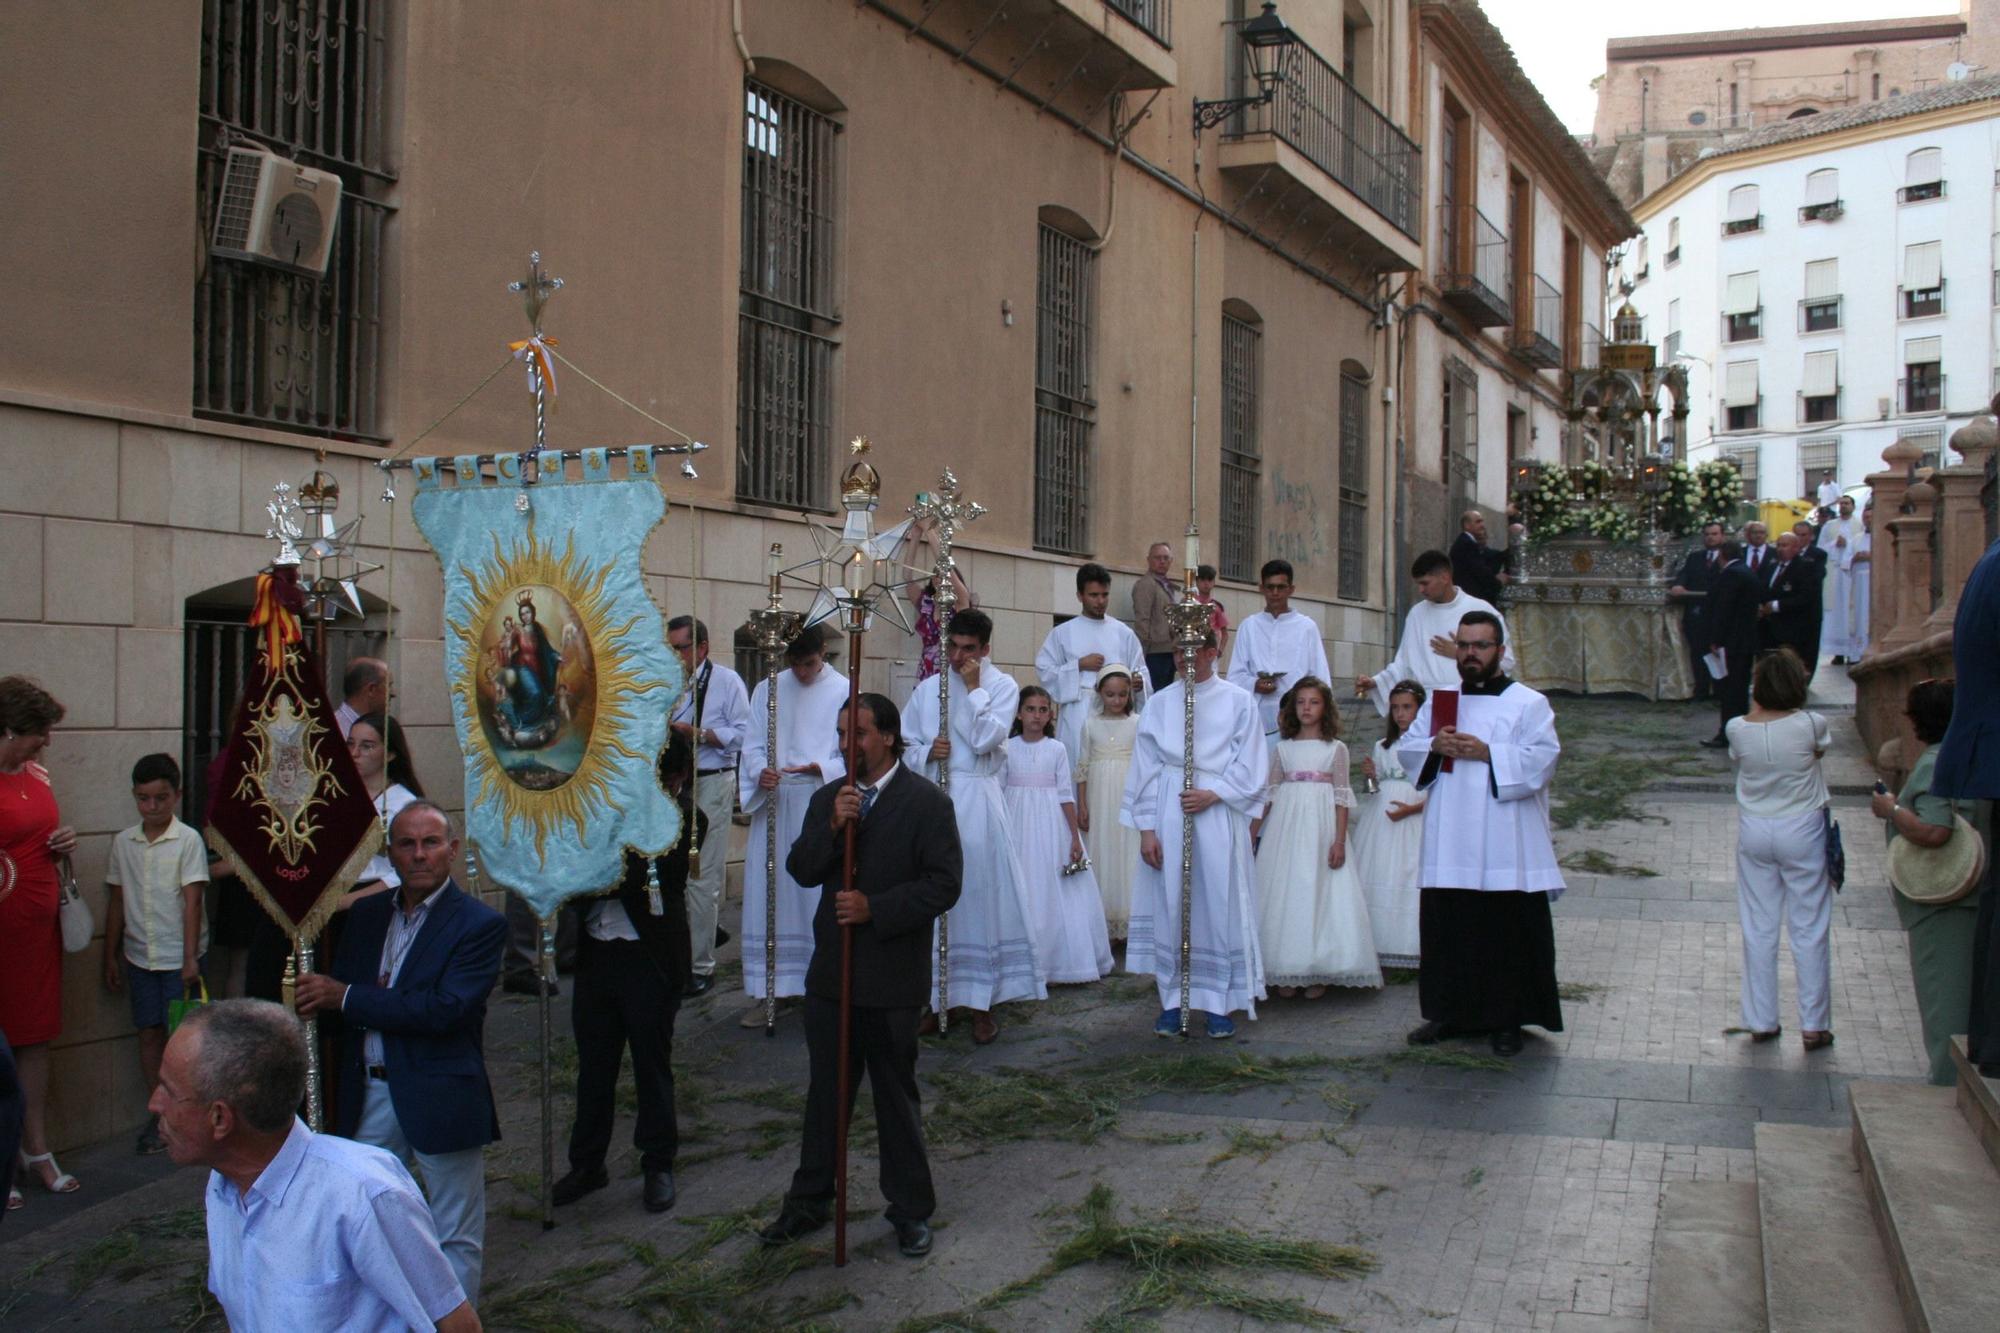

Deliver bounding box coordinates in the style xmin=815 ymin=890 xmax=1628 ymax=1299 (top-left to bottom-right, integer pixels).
xmin=210 ymin=145 xmax=342 ymax=276
xmin=1878 ymin=396 xmax=1892 ymax=420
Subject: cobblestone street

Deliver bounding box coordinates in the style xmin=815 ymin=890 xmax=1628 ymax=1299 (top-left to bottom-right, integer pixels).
xmin=0 ymin=679 xmax=1929 ymax=1331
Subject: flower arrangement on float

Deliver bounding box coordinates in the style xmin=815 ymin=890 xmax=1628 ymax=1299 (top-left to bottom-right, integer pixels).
xmin=1515 ymin=455 xmax=1740 ymax=548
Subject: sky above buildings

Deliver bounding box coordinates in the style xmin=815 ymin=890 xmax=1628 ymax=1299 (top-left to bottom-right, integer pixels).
xmin=1480 ymin=0 xmax=1977 ymax=133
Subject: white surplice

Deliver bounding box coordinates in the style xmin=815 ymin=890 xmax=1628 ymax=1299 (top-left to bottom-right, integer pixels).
xmin=1845 ymin=531 xmax=1871 ymax=657
xmin=1394 ymin=680 xmax=1564 ymax=895
xmin=738 ymin=667 xmax=849 ymax=999
xmin=1226 ymin=610 xmax=1330 ymax=736
xmin=1035 ymin=613 xmax=1146 ymax=768
xmin=1120 ymin=673 xmax=1269 ymax=1017
xmin=1818 ymin=515 xmax=1860 ymax=656
xmin=1365 ymin=589 xmax=1515 ymax=715
xmin=903 ymin=660 xmax=1046 ymax=1008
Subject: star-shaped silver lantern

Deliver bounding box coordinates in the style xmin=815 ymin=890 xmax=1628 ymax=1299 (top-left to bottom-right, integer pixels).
xmin=779 ymin=438 xmax=921 ymax=634
xmin=296 ymin=470 xmax=382 ymax=622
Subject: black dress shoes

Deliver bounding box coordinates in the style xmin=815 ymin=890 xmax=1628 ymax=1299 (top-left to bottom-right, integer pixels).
xmin=894 ymin=1218 xmax=934 ymax=1258
xmin=1699 ymin=736 xmax=1729 ymax=750
xmin=684 ymin=973 xmax=715 ymax=999
xmin=1491 ymin=1027 xmax=1525 ymax=1057
xmin=758 ymin=1206 xmax=829 ymax=1246
xmin=503 ymin=974 xmax=560 ymax=998
xmin=551 ymin=1165 xmax=607 ymax=1206
xmin=715 ymin=926 xmax=731 ymax=948
xmin=1406 ymin=1020 xmax=1455 ymax=1045
xmin=643 ymin=1168 xmax=676 ymax=1213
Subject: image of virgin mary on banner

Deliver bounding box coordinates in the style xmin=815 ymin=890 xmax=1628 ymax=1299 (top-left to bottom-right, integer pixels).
xmin=411 ymin=447 xmax=682 ymax=916
xmin=206 ymin=564 xmax=385 ymax=944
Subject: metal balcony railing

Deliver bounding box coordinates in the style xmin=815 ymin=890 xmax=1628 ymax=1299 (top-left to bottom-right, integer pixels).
xmin=1103 ymin=0 xmax=1170 ymax=47
xmin=1900 ymin=372 xmax=1945 ymax=415
xmin=1438 ymin=204 xmax=1509 ymax=327
xmin=1578 ymin=322 xmax=1603 ymax=370
xmin=1511 ymin=274 xmax=1562 ymax=369
xmin=1225 ymin=25 xmax=1419 ymax=238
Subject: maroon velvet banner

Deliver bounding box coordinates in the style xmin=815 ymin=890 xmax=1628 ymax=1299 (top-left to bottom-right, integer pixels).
xmin=205 ymin=568 xmax=383 ymax=943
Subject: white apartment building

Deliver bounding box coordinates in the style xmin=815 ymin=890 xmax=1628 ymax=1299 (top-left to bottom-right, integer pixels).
xmin=1614 ymin=76 xmax=2000 ymax=502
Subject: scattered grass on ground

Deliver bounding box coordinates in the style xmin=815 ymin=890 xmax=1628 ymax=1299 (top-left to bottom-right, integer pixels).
xmin=1380 ymin=967 xmax=1420 ymax=985
xmin=1553 ymin=750 xmax=1704 ymax=828
xmin=1559 ymin=848 xmax=1660 ymax=877
xmin=1207 ymin=1125 xmax=1292 ymax=1167
xmin=1558 ymin=981 xmax=1612 ymax=1003
xmin=1461 ymin=1167 xmax=1486 ymax=1189
xmin=1049 ymin=1183 xmax=1375 ymax=1328
xmin=480 ymin=1256 xmax=627 ymax=1332
xmin=67 ymin=1207 xmax=207 ymax=1296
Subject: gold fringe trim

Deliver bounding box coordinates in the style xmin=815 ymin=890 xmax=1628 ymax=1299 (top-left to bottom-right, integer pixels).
xmin=205 ymin=820 xmax=383 ymax=950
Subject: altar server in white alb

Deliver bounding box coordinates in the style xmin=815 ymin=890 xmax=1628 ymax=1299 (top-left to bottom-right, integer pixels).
xmin=1226 ymin=559 xmax=1329 ymax=738
xmin=1818 ymin=496 xmax=1866 ymax=664
xmin=1396 ymin=610 xmax=1563 ymax=1057
xmin=1036 ymin=562 xmax=1147 ymax=768
xmin=1357 ymin=550 xmax=1513 ymax=716
xmin=738 ymin=630 xmax=848 ymax=1027
xmin=1122 ymin=628 xmax=1269 ymax=1039
xmin=902 ymin=609 xmax=1045 ymax=1044
xmin=668 ymin=615 xmax=751 ymax=998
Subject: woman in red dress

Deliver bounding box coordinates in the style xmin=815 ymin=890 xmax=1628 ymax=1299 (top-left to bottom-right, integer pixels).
xmin=0 ymin=677 xmax=78 ymax=1209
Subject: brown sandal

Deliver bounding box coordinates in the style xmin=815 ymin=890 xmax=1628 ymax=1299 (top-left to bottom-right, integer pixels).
xmin=1802 ymin=1030 xmax=1835 ymax=1051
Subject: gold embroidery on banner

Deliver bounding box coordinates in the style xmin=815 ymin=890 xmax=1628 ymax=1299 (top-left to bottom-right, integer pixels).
xmin=449 ymin=522 xmax=666 ymax=865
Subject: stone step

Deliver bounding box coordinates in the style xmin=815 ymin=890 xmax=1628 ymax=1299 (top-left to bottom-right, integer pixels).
xmin=1647 ymin=1180 xmax=1767 ymax=1332
xmin=1849 ymin=1079 xmax=2000 ymax=1333
xmin=1949 ymin=1035 xmax=2000 ymax=1177
xmin=1753 ymin=1122 xmax=1903 ymax=1333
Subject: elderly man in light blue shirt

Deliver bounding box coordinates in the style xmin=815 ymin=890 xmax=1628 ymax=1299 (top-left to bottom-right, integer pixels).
xmin=150 ymin=998 xmax=480 ymax=1332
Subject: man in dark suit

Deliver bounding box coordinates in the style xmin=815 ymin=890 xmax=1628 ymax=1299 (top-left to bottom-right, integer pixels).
xmin=1758 ymin=531 xmax=1824 ymax=678
xmin=1702 ymin=541 xmax=1760 ymax=748
xmin=1451 ymin=509 xmax=1510 ymax=604
xmin=759 ymin=693 xmax=962 ymax=1259
xmin=552 ymin=734 xmax=705 ymax=1214
xmin=1932 ymin=535 xmax=2000 ymax=1075
xmin=295 ymin=801 xmax=506 ymax=1304
xmin=1790 ymin=521 xmax=1829 ymax=574
xmin=1669 ymin=521 xmax=1726 ymax=701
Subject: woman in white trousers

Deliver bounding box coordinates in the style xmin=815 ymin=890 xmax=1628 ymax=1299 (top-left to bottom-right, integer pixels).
xmin=1727 ymin=648 xmax=1835 ymax=1051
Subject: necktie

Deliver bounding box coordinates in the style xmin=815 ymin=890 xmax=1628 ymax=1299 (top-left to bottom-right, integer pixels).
xmin=858 ymin=783 xmax=877 ymax=820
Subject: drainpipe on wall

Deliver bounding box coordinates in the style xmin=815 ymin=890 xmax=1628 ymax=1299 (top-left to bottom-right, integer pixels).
xmin=732 ymin=0 xmax=755 ymax=74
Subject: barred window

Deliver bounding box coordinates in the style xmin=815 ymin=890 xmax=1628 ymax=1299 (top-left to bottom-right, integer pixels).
xmin=1442 ymin=359 xmax=1479 ymax=508
xmin=1721 ymin=445 xmax=1761 ymax=501
xmin=196 ymin=1 xmax=394 ymax=440
xmin=1798 ymin=438 xmax=1840 ymax=493
xmin=1034 ymin=219 xmax=1097 ymax=555
xmin=738 ymin=80 xmax=841 ymax=511
xmin=1218 ymin=310 xmax=1262 ymax=583
xmin=1338 ymin=370 xmax=1369 ymax=601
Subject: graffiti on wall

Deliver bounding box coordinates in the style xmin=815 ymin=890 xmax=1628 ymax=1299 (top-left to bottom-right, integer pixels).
xmin=1267 ymin=464 xmax=1328 ymax=572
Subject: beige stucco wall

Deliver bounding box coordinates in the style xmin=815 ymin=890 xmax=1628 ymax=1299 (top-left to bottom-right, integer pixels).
xmin=0 ymin=0 xmax=1425 ymax=1148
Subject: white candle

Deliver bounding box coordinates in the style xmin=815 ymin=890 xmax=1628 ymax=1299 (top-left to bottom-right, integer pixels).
xmin=1184 ymin=533 xmax=1200 ymax=573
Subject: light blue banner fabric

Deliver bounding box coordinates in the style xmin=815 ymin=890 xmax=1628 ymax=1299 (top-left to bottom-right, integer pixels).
xmin=410 ymin=453 xmax=682 ymax=915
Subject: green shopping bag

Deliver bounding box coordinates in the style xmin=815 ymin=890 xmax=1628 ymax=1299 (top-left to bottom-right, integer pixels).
xmin=169 ymin=978 xmax=210 ymax=1032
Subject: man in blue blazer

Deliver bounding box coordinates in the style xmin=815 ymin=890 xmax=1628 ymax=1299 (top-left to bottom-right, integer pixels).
xmin=295 ymin=800 xmax=506 ymax=1304
xmin=1933 ymin=535 xmax=2000 ymax=1073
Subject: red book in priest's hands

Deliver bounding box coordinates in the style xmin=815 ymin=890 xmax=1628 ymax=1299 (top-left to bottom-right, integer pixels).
xmin=1432 ymin=688 xmax=1459 ymax=773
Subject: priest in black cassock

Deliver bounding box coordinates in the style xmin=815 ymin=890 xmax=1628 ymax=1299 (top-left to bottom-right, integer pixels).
xmin=1396 ymin=611 xmax=1564 ymax=1056
xmin=759 ymin=693 xmax=962 ymax=1259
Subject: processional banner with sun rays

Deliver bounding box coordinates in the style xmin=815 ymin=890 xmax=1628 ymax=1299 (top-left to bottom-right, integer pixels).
xmin=411 ymin=448 xmax=682 ymax=917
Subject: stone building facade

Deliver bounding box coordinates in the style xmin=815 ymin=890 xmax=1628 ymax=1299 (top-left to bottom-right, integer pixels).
xmin=1400 ymin=1 xmax=1635 ymax=545
xmin=0 ymin=0 xmax=1428 ymax=1148
xmin=1589 ymin=3 xmax=2000 ymax=207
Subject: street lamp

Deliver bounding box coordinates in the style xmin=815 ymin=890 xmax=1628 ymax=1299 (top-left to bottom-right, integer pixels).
xmin=1192 ymin=2 xmax=1301 ymax=132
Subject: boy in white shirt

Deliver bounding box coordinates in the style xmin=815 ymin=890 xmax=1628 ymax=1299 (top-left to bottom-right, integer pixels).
xmin=104 ymin=753 xmax=210 ymax=1154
